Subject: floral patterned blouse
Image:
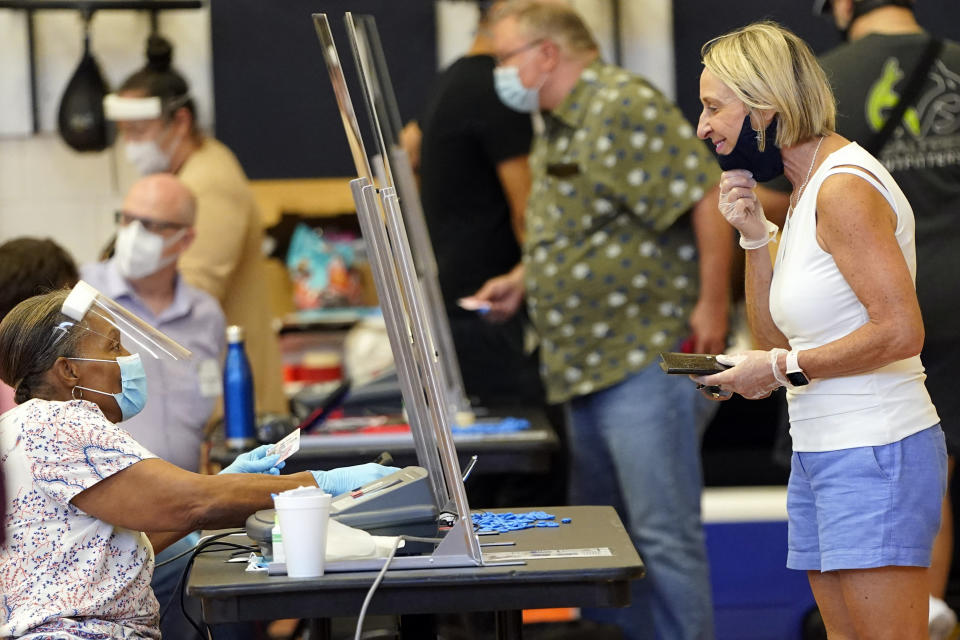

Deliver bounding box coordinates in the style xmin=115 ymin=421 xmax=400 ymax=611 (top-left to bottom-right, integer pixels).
xmin=1 ymin=399 xmax=159 ymax=638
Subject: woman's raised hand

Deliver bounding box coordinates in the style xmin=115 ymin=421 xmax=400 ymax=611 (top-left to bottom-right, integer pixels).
xmin=719 ymin=170 xmax=778 ymax=249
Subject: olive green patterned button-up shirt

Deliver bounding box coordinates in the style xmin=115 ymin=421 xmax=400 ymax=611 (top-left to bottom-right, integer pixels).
xmin=524 ymin=59 xmax=721 ymax=403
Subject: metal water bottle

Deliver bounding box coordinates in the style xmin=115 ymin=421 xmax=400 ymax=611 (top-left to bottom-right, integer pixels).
xmin=223 ymin=325 xmax=256 ymax=450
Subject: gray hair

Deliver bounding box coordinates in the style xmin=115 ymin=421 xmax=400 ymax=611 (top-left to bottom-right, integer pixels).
xmin=0 ymin=289 xmax=85 ymax=404
xmin=494 ymin=0 xmax=599 ymax=57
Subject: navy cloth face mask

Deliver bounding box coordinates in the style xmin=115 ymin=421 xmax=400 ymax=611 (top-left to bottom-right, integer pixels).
xmin=716 ymin=115 xmax=784 ymax=182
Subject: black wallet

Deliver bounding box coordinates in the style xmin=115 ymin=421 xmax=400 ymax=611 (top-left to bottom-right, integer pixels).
xmin=658 ymin=352 xmax=730 ymax=375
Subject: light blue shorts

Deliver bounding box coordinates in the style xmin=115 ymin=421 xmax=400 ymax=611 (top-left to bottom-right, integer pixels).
xmin=786 ymin=424 xmax=947 ymax=572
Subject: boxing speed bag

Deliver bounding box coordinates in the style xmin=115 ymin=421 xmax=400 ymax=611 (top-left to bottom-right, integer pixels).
xmin=57 ymin=35 xmax=111 ymax=152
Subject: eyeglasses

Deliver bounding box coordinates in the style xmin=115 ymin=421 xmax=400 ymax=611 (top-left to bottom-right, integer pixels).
xmin=495 ymin=38 xmax=545 ymax=66
xmin=115 ymin=210 xmax=186 ymax=234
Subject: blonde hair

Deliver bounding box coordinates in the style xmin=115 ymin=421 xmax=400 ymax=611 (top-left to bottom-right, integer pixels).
xmin=701 ymin=21 xmax=835 ymax=149
xmin=494 ymin=1 xmax=598 ymax=57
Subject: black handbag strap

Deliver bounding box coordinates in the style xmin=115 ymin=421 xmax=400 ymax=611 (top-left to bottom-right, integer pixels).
xmin=865 ymin=36 xmax=943 ymax=156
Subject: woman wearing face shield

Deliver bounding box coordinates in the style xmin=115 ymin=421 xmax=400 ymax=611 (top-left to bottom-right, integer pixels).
xmin=0 ymin=286 xmax=397 ymax=639
xmin=103 ymin=34 xmax=286 ymax=421
xmin=693 ymin=21 xmax=945 ymax=639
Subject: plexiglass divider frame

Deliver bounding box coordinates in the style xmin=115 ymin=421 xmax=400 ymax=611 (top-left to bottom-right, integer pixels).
xmin=312 ymin=13 xmax=447 ymax=510
xmin=350 ymin=12 xmax=474 ymax=422
xmin=311 ymin=12 xmax=483 ymax=568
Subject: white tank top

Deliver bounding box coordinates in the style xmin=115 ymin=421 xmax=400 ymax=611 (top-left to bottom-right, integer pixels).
xmin=769 ymin=142 xmax=939 ymax=452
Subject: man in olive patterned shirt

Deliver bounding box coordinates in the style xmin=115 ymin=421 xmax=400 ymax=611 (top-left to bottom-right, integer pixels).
xmin=468 ymin=3 xmax=732 ymax=639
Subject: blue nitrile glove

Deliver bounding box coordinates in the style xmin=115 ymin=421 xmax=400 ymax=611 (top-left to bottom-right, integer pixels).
xmin=219 ymin=444 xmax=286 ymax=475
xmin=310 ymin=463 xmax=400 ymax=496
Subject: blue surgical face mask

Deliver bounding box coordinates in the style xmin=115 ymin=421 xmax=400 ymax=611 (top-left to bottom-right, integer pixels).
xmin=494 ymin=66 xmax=541 ymax=113
xmin=70 ymin=353 xmax=148 ymax=421
xmin=716 ymin=115 xmax=784 ymax=182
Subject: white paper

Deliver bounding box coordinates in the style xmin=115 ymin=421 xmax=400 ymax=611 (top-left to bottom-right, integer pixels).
xmin=198 ymin=358 xmax=222 ymax=398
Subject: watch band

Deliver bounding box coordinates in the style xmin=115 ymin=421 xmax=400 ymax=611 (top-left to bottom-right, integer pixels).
xmin=785 ymin=350 xmax=809 ymax=386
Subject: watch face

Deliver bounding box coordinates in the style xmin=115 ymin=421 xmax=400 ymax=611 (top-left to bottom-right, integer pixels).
xmin=787 ymin=370 xmax=809 ymax=386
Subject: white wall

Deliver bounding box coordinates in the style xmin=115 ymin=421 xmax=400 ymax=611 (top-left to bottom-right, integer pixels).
xmin=0 ymin=136 xmax=126 ymax=264
xmin=0 ymin=8 xmax=213 ymax=136
xmin=621 ymin=0 xmax=676 ymax=99
xmin=0 ymin=7 xmax=212 ymax=264
xmin=0 ymin=2 xmax=674 ymax=264
xmin=0 ymin=11 xmax=30 ymax=137
xmin=436 ymin=0 xmax=677 ymax=97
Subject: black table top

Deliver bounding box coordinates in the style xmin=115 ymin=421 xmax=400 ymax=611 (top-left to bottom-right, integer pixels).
xmin=188 ymin=505 xmax=644 ymax=623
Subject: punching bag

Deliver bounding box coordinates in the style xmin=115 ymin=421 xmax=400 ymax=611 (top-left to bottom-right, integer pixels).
xmin=57 ymin=27 xmax=111 ymax=152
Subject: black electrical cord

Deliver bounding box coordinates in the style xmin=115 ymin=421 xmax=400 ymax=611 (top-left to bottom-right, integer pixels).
xmin=155 ymin=539 xmax=254 ymax=568
xmin=158 ymin=540 xmax=250 ymax=620
xmin=157 ymin=529 xmax=246 ymax=638
xmin=180 ymin=553 xmax=210 ymax=640
xmin=180 ymin=536 xmax=256 ymax=638
xmin=163 ymin=530 xmax=441 ymax=640
xmin=169 ymin=544 xmax=254 ymax=637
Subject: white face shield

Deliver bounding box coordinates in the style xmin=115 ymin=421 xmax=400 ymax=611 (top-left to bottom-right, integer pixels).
xmin=102 ymin=93 xmax=192 ymax=122
xmin=60 ymin=280 xmax=191 ymax=361
xmin=102 ymin=94 xmax=164 ymax=121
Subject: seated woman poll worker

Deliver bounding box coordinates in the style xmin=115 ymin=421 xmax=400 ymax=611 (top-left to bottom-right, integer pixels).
xmin=0 ymin=284 xmax=396 ymax=639
xmin=693 ymin=22 xmax=945 ymax=639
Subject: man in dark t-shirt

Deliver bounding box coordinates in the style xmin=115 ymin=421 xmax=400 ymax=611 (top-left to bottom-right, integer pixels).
xmin=406 ymin=1 xmax=543 ymax=406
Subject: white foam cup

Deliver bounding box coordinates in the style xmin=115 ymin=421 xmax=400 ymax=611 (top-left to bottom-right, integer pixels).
xmin=274 ymin=487 xmax=332 ymax=578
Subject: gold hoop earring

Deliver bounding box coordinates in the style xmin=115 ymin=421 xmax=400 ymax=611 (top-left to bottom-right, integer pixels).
xmin=72 ymin=386 xmax=83 ymax=400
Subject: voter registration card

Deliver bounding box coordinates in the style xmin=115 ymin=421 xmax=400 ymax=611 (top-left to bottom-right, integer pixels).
xmin=267 ymin=429 xmax=301 ymax=463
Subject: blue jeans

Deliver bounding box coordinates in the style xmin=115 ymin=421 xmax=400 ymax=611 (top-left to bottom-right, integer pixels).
xmin=568 ymin=365 xmax=717 ymax=640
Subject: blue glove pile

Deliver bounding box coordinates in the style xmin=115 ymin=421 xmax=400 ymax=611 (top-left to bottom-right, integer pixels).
xmin=310 ymin=463 xmax=400 ymax=496
xmin=219 ymin=444 xmax=285 ymax=475
xmin=472 ymin=510 xmax=570 ymax=533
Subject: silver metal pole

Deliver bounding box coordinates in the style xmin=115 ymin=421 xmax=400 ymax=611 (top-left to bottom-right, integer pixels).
xmin=344 ymin=12 xmax=394 ymax=189
xmin=351 ymin=179 xmax=449 ymax=508
xmin=390 ymin=148 xmax=473 ymax=418
xmin=313 ymin=14 xmax=448 ymax=508
xmin=375 ymin=185 xmax=455 ymax=459
xmin=312 ymin=12 xmax=481 ymax=564
xmin=346 ymin=12 xmax=473 ymax=420
xmin=382 ymin=190 xmax=480 ymax=560
xmin=344 ymin=12 xmax=463 ymax=431
xmin=311 ymin=14 xmax=373 ymax=183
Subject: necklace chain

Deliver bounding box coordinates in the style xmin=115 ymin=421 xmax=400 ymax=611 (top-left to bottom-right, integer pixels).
xmin=788 ymin=136 xmax=825 ymax=217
